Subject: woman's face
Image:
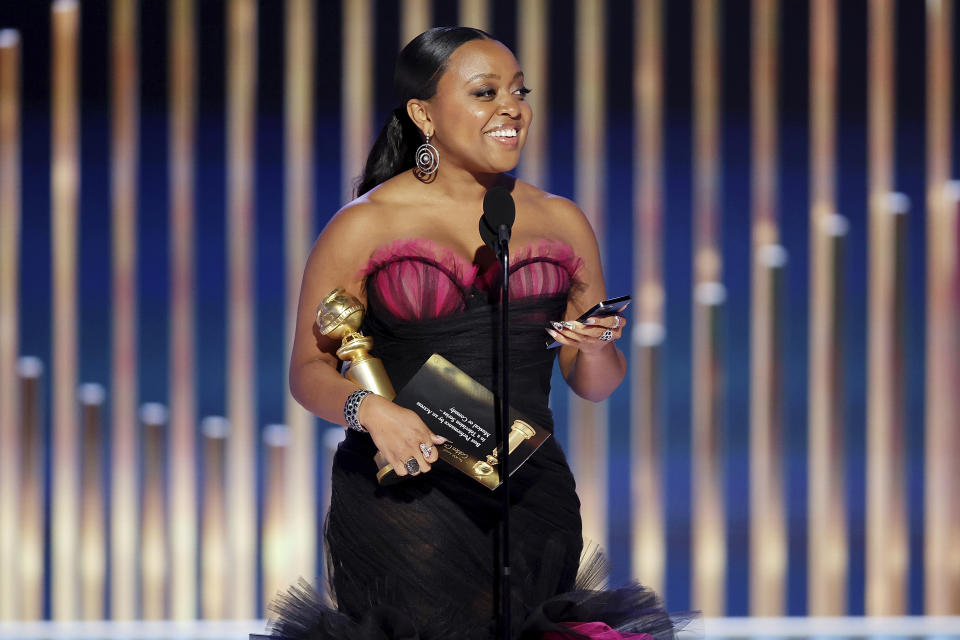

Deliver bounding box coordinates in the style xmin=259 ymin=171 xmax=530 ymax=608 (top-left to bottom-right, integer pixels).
xmin=418 ymin=38 xmax=532 ymax=175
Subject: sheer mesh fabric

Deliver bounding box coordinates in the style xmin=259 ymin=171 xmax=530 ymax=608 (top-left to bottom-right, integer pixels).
xmin=363 ymin=240 xmax=476 ymax=320
xmin=474 ymin=239 xmax=581 ymax=302
xmin=363 ymin=238 xmax=583 ymax=321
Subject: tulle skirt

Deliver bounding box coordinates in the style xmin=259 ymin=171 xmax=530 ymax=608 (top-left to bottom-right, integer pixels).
xmin=252 ymin=431 xmax=690 ymax=640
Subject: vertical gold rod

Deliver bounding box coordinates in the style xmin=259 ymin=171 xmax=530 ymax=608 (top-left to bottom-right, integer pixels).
xmin=751 ymin=246 xmax=788 ymax=615
xmin=750 ymin=0 xmax=779 ymax=249
xmin=140 ymin=404 xmax=170 ymax=620
xmin=343 ymin=0 xmax=372 ymax=202
xmin=517 ymin=0 xmax=548 ymax=188
xmin=459 ymin=0 xmax=490 ymax=31
xmin=285 ymin=0 xmax=317 ymax=583
xmin=201 ymin=417 xmax=230 ymax=620
xmin=78 ymin=385 xmax=106 ymax=620
xmin=630 ymin=0 xmax=665 ymax=594
xmin=635 ymin=0 xmax=665 ymax=328
xmin=866 ymin=0 xmax=907 ymax=616
xmin=925 ymin=0 xmax=959 ymax=616
xmin=691 ymin=0 xmax=726 ymax=617
xmin=18 ymin=358 xmax=45 ymax=620
xmin=227 ymin=0 xmax=258 ymax=619
xmin=261 ymin=425 xmax=292 ymax=610
xmin=808 ymin=0 xmax=848 ymax=616
xmin=51 ymin=0 xmax=81 ymax=620
xmin=110 ymin=0 xmax=140 ymax=621
xmin=0 ymin=28 xmax=21 ymax=623
xmin=692 ymin=0 xmax=722 ymax=285
xmin=809 ymin=0 xmax=837 ymax=218
xmin=572 ymin=0 xmax=608 ymax=552
xmin=749 ymin=0 xmax=786 ymax=617
xmin=815 ymin=213 xmax=851 ymax=615
xmin=169 ymin=0 xmax=198 ymax=620
xmin=400 ymin=0 xmax=432 ymax=49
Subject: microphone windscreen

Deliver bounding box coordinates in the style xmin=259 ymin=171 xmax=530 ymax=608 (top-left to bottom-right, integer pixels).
xmin=479 ymin=186 xmax=516 ymax=250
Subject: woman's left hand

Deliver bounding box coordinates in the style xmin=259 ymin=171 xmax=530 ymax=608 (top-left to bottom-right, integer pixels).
xmin=546 ymin=315 xmax=624 ymax=355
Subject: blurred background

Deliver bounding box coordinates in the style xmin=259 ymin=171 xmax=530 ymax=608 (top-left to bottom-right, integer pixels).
xmin=0 ymin=0 xmax=958 ymax=627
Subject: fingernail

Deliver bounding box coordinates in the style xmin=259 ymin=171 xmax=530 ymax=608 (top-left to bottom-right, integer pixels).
xmin=585 ymin=317 xmax=597 ymax=325
xmin=560 ymin=320 xmax=576 ymax=329
xmin=546 ymin=328 xmax=558 ymax=337
xmin=550 ymin=321 xmax=564 ymax=331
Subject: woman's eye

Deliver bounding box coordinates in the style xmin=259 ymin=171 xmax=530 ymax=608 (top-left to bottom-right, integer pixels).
xmin=471 ymin=86 xmax=531 ymax=100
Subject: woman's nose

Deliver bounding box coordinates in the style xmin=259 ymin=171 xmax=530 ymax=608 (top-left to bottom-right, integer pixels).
xmin=498 ymin=94 xmax=520 ymax=117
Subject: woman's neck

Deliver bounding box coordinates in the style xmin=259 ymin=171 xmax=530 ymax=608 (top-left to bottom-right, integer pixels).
xmin=420 ymin=163 xmax=509 ymax=203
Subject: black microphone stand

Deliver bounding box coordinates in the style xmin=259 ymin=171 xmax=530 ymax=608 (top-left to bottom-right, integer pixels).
xmin=496 ymin=223 xmax=511 ymax=640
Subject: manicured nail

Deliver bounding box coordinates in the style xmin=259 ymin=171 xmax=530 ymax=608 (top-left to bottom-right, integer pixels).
xmin=560 ymin=320 xmax=576 ymax=329
xmin=550 ymin=321 xmax=565 ymax=331
xmin=546 ymin=328 xmax=558 ymax=337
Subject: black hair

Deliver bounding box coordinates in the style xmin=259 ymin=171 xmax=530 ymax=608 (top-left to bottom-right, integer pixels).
xmin=354 ymin=26 xmax=491 ymax=197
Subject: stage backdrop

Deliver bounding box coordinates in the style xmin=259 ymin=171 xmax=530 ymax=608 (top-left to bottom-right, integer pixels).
xmin=0 ymin=0 xmax=958 ymax=623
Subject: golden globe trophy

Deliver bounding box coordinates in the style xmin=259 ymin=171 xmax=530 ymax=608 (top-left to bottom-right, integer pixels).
xmin=316 ymin=288 xmax=401 ymax=485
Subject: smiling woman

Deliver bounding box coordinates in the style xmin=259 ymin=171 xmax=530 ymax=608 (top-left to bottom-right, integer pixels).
xmin=354 ymin=28 xmax=533 ymax=195
xmin=256 ymin=26 xmax=683 ymax=640
xmin=409 ymin=38 xmax=532 ymax=174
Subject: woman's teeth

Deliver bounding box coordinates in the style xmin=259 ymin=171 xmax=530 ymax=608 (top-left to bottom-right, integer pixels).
xmin=486 ymin=129 xmax=517 ymax=138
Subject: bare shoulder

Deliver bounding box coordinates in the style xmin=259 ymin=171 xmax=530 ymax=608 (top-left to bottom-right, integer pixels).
xmin=514 ymin=181 xmax=605 ymax=312
xmin=318 ymin=179 xmax=413 ymax=256
xmin=513 ymin=181 xmax=596 ymax=246
xmin=304 ymin=187 xmax=411 ymax=298
xmin=514 ymin=180 xmax=583 ymax=219
xmin=314 ymin=199 xmax=380 ymax=262
xmin=324 ymin=197 xmax=380 ymax=239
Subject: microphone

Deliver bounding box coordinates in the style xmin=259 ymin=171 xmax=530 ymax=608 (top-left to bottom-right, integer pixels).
xmin=479 ymin=185 xmax=515 ymax=256
xmin=478 ymin=187 xmax=516 ymax=640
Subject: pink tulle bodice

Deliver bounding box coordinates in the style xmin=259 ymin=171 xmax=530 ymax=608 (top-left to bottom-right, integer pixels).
xmin=362 ymin=238 xmax=583 ymax=321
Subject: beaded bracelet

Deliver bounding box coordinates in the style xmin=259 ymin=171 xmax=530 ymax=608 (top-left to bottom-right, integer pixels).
xmin=343 ymin=388 xmax=373 ymax=432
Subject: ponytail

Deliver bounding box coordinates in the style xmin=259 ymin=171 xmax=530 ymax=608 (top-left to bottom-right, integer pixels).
xmin=355 ymin=108 xmax=422 ymax=197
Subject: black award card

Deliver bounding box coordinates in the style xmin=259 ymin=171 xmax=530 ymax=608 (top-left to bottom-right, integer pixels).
xmin=393 ymin=354 xmax=551 ymax=490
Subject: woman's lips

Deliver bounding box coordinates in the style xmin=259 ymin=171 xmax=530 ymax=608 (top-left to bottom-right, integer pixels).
xmin=484 ymin=128 xmax=520 ymax=147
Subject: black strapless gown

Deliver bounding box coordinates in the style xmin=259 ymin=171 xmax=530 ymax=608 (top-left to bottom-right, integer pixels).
xmin=255 ymin=240 xmax=686 ymax=640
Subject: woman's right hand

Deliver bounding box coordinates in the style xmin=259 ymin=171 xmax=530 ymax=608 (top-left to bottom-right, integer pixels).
xmin=357 ymin=393 xmax=447 ymax=476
